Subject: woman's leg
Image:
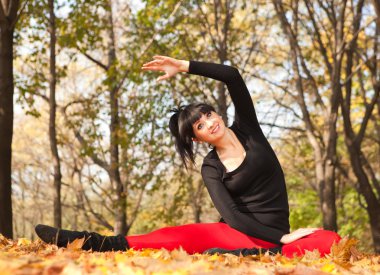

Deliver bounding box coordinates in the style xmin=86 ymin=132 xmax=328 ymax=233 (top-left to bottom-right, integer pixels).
xmin=282 ymin=230 xmax=341 ymax=258
xmin=126 ymin=222 xmax=278 ymax=254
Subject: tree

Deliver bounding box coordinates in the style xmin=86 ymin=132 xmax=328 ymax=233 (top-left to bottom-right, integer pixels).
xmin=340 ymin=0 xmax=380 ymax=252
xmin=48 ymin=0 xmax=62 ymax=228
xmin=271 ymin=0 xmax=353 ymax=231
xmin=0 ymin=0 xmax=22 ymax=239
xmin=55 ymin=0 xmax=183 ymax=235
xmin=268 ymin=0 xmax=380 ymax=250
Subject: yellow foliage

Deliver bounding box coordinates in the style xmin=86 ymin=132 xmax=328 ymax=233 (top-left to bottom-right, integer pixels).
xmin=0 ymin=236 xmax=378 ymax=274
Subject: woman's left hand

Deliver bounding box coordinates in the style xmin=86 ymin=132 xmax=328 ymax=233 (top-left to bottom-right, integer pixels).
xmin=280 ymin=228 xmax=321 ymax=244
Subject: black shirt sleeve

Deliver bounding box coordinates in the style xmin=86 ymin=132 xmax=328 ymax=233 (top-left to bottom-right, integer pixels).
xmin=187 ymin=60 xmax=260 ymax=131
xmin=201 ymin=163 xmax=284 ymax=244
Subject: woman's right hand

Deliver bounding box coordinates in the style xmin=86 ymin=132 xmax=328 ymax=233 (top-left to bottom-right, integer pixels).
xmin=280 ymin=228 xmax=321 ymax=244
xmin=141 ymin=55 xmax=189 ymax=82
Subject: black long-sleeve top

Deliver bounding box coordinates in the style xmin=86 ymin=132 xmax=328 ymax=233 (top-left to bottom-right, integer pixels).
xmin=187 ymin=61 xmax=290 ymax=245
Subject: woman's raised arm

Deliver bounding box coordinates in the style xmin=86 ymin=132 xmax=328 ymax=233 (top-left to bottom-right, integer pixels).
xmin=141 ymin=55 xmax=189 ymax=82
xmin=142 ymin=55 xmax=260 ymax=131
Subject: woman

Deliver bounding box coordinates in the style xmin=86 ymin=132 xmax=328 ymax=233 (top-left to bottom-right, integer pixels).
xmin=35 ymin=56 xmax=340 ymax=257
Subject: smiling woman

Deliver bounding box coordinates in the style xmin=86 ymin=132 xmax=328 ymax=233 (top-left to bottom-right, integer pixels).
xmin=35 ymin=55 xmax=341 ymax=258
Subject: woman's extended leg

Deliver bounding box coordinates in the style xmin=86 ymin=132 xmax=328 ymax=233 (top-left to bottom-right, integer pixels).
xmin=126 ymin=222 xmax=278 ymax=254
xmin=201 ymin=230 xmax=341 ymax=258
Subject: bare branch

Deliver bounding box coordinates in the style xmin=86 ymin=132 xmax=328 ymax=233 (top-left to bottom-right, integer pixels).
xmin=0 ymin=0 xmax=7 ymax=22
xmin=248 ymin=72 xmax=297 ymax=100
xmin=85 ymin=174 xmax=114 ymax=204
xmin=360 ymin=152 xmax=380 ymax=200
xmin=212 ymin=0 xmax=222 ymax=46
xmin=260 ymin=122 xmax=305 ymax=132
xmin=60 ymin=108 xmax=111 ymax=173
xmin=356 ymin=86 xmax=380 ymax=146
xmin=272 ymin=96 xmax=302 ymax=120
xmin=80 ymin=50 xmax=109 ymax=71
xmin=196 ymin=0 xmax=220 ymax=53
xmin=128 ymin=185 xmax=146 ymax=227
xmin=10 ymin=0 xmax=27 ymax=30
xmin=138 ymin=0 xmax=183 ymax=57
xmin=342 ymin=59 xmax=366 ymax=86
xmin=304 ymin=0 xmax=332 ymax=75
xmin=32 ymin=90 xmax=50 ymax=102
xmin=82 ymin=189 xmax=114 ymax=230
xmin=271 ymin=1 xmax=318 ymax=136
xmin=88 ymin=181 xmax=115 ymax=214
xmin=371 ymin=0 xmax=380 ymax=30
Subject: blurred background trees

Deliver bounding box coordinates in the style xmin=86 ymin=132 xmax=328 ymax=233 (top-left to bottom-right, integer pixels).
xmin=0 ymin=0 xmax=378 ymax=252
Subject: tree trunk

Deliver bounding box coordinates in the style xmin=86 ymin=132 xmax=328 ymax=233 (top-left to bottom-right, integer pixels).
xmin=372 ymin=0 xmax=380 ymax=28
xmin=319 ymin=60 xmax=342 ymax=231
xmin=106 ymin=0 xmax=127 ymax=236
xmin=320 ymin=159 xmax=338 ymax=230
xmin=0 ymin=0 xmax=20 ymax=239
xmin=187 ymin=176 xmax=204 ymax=223
xmin=351 ymin=148 xmax=380 ymax=253
xmin=48 ymin=0 xmax=62 ymax=228
xmin=340 ymin=0 xmax=380 ymax=252
xmin=0 ymin=27 xmax=13 ymax=238
xmin=314 ymin=157 xmax=338 ymax=231
xmin=368 ymin=203 xmax=380 ymax=253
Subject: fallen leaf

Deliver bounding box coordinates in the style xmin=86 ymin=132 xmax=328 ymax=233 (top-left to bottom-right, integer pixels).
xmin=17 ymin=238 xmax=31 ymax=246
xmin=0 ymin=236 xmax=378 ymax=274
xmin=66 ymin=237 xmax=85 ymax=251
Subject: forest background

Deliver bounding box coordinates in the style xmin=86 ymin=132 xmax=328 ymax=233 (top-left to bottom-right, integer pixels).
xmin=0 ymin=0 xmax=379 ymax=254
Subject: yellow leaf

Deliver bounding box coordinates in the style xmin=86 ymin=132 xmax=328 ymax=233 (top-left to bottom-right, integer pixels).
xmin=170 ymin=247 xmax=189 ymax=261
xmin=321 ymin=263 xmax=336 ymax=273
xmin=114 ymin=253 xmax=129 ymax=263
xmin=207 ymin=254 xmax=222 ymax=261
xmin=17 ymin=238 xmax=31 ymax=246
xmin=259 ymin=254 xmax=273 ymax=263
xmin=140 ymin=248 xmax=156 ymax=257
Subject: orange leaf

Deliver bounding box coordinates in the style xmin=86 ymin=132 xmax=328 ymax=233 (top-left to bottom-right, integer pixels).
xmin=66 ymin=237 xmax=85 ymax=251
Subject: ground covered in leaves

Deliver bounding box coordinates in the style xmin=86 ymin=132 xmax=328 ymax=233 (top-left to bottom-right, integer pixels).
xmin=0 ymin=235 xmax=379 ymax=274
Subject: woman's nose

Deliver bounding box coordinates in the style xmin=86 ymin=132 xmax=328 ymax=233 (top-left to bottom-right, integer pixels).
xmin=206 ymin=120 xmax=214 ymax=129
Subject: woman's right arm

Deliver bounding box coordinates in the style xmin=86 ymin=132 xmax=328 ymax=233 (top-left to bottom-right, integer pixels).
xmin=202 ymin=163 xmax=285 ymax=245
xmin=142 ymin=56 xmax=260 ymax=130
xmin=202 ymin=163 xmax=319 ymax=245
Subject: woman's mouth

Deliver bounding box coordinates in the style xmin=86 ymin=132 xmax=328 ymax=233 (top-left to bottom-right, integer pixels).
xmin=211 ymin=124 xmax=220 ymax=134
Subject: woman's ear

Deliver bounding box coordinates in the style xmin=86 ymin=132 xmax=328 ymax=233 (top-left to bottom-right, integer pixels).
xmin=192 ymin=137 xmax=203 ymax=144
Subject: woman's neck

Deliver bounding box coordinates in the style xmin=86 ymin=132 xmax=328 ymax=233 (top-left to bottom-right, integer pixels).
xmin=214 ymin=129 xmax=241 ymax=154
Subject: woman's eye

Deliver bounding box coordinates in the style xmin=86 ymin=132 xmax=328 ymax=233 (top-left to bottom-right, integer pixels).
xmin=207 ymin=112 xmax=212 ymax=117
xmin=197 ymin=124 xmax=203 ymax=130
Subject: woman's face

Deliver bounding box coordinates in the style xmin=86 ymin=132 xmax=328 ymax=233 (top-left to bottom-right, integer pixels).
xmin=192 ymin=111 xmax=226 ymax=144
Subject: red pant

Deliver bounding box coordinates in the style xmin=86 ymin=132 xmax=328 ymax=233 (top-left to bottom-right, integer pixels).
xmin=126 ymin=222 xmax=341 ymax=258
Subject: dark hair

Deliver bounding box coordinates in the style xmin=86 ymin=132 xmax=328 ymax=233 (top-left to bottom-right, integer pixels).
xmin=169 ymin=103 xmax=216 ymax=168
